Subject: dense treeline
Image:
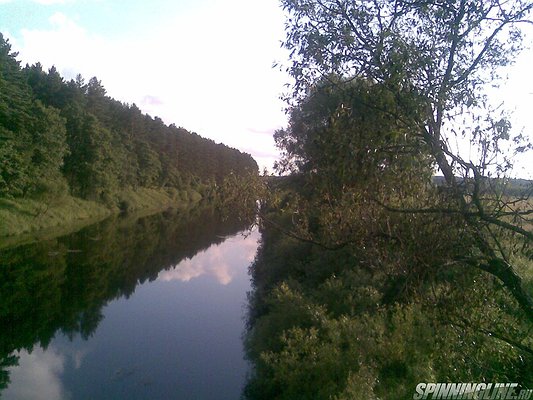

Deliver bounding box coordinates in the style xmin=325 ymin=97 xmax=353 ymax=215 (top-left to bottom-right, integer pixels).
xmin=0 ymin=33 xmax=257 ymax=202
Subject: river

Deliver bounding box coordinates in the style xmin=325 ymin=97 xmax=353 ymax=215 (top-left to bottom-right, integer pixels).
xmin=0 ymin=206 xmax=259 ymax=399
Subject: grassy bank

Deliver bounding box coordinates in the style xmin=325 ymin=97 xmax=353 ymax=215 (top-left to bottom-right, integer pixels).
xmin=0 ymin=187 xmax=202 ymax=239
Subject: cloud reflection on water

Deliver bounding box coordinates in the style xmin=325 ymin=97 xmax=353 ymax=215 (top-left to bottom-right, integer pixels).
xmin=3 ymin=347 xmax=69 ymax=400
xmin=158 ymin=230 xmax=259 ymax=285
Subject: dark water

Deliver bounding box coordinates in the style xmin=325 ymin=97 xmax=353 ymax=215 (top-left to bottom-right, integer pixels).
xmin=0 ymin=206 xmax=259 ymax=399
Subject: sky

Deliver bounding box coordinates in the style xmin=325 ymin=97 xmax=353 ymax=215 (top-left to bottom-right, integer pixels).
xmin=0 ymin=0 xmax=532 ymax=176
xmin=0 ymin=0 xmax=290 ymax=171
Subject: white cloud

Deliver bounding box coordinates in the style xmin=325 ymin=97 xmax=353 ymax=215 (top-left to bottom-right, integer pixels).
xmin=11 ymin=2 xmax=288 ymax=171
xmin=48 ymin=11 xmax=71 ymax=26
xmin=18 ymin=13 xmax=107 ymax=77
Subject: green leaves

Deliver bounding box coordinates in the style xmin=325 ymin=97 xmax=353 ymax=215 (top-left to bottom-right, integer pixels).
xmin=0 ymin=36 xmax=70 ymax=198
xmin=246 ymin=2 xmax=533 ymax=396
xmin=278 ymin=0 xmax=533 ymax=320
xmin=275 ymin=75 xmax=432 ymax=197
xmin=1 ymin=31 xmax=259 ymax=203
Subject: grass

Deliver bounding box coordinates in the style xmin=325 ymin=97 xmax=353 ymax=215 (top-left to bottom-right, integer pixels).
xmin=0 ymin=195 xmax=111 ymax=238
xmin=0 ymin=187 xmax=203 ymax=241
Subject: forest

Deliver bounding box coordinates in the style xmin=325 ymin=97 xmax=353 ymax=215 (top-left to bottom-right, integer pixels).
xmin=0 ymin=32 xmax=257 ymax=228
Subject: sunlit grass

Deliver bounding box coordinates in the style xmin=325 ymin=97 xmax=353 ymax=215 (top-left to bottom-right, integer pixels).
xmin=513 ymin=252 xmax=533 ymax=297
xmin=0 ymin=187 xmax=203 ymax=239
xmin=0 ymin=196 xmax=111 ymax=237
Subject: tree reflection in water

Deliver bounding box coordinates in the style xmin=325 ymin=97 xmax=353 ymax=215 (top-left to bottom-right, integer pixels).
xmin=0 ymin=205 xmax=252 ymax=392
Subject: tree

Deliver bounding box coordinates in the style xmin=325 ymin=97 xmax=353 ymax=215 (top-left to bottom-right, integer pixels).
xmin=275 ymin=76 xmax=431 ymax=193
xmin=0 ymin=34 xmax=33 ymax=197
xmin=279 ymin=1 xmax=533 ymax=317
xmin=24 ymin=64 xmax=69 ymax=109
xmin=86 ymin=77 xmax=108 ymax=121
xmin=0 ymin=34 xmax=69 ymax=197
xmin=135 ymin=140 xmax=162 ymax=187
xmin=62 ymin=105 xmax=117 ymax=199
xmin=26 ymin=101 xmax=69 ymax=196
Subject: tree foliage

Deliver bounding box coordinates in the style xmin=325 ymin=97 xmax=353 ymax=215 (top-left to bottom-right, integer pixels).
xmin=0 ymin=32 xmax=258 ymax=202
xmin=244 ymin=205 xmax=533 ymax=399
xmin=276 ymin=0 xmax=533 ymax=317
xmin=243 ymin=2 xmax=533 ymax=397
xmin=0 ymin=36 xmax=69 ymax=197
xmin=275 ymin=76 xmax=432 ymax=194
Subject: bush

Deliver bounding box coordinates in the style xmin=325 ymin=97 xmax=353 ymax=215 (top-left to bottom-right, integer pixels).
xmin=28 ymin=176 xmax=69 ymax=200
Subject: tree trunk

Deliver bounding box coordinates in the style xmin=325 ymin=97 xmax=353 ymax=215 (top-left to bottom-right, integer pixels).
xmin=476 ymin=258 xmax=533 ymax=322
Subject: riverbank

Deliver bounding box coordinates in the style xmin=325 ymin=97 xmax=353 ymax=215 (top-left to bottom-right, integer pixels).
xmin=0 ymin=187 xmax=202 ymax=240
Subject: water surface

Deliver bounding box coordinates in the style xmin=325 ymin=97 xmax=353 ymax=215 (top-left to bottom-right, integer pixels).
xmin=0 ymin=206 xmax=258 ymax=399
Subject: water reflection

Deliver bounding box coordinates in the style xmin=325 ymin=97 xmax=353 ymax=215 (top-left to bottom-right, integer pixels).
xmin=0 ymin=205 xmax=257 ymax=399
xmin=2 ymin=348 xmax=69 ymax=400
xmin=159 ymin=234 xmax=259 ymax=285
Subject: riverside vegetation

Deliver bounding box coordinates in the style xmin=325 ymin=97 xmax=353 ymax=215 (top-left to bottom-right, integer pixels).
xmin=243 ymin=1 xmax=533 ymax=399
xmin=0 ymin=33 xmax=257 ymax=238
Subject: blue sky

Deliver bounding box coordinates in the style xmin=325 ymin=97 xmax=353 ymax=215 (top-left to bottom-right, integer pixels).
xmin=0 ymin=0 xmax=222 ymax=39
xmin=1 ymin=0 xmax=532 ymax=175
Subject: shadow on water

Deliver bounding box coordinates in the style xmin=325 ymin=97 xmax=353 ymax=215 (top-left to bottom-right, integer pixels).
xmin=0 ymin=204 xmax=252 ymax=392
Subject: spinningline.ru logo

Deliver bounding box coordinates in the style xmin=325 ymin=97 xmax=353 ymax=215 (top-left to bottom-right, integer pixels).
xmin=413 ymin=383 xmax=533 ymax=400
